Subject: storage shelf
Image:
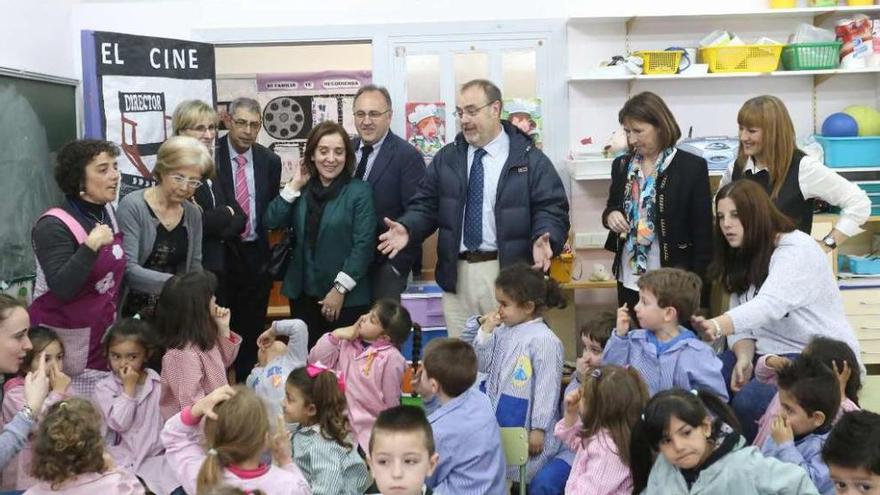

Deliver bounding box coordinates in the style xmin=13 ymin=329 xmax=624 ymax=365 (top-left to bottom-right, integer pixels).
xmin=561 ymin=280 xmax=616 ymax=290
xmin=568 ymin=5 xmax=880 ymax=23
xmin=569 ymin=67 xmax=880 ymax=82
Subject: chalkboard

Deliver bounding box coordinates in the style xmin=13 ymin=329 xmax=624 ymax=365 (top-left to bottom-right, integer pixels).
xmin=0 ymin=71 xmax=76 ymax=283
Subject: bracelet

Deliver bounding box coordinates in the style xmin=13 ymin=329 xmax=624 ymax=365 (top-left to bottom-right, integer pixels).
xmin=20 ymin=405 xmax=35 ymax=422
xmin=710 ymin=319 xmax=723 ymax=339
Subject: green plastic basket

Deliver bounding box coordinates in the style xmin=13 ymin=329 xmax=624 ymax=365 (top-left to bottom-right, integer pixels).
xmin=781 ymin=42 xmax=842 ymax=70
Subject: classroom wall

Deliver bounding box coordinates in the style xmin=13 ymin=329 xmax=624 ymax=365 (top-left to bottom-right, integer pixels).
xmin=3 ymin=0 xmax=78 ymax=78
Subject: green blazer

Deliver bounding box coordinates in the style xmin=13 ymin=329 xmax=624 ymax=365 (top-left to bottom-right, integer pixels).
xmin=264 ymin=180 xmax=377 ymax=307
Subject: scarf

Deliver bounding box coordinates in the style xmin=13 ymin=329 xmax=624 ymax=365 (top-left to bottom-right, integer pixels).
xmin=305 ymin=175 xmax=349 ymax=252
xmin=681 ymin=422 xmax=741 ymax=489
xmin=623 ymin=148 xmax=674 ymax=275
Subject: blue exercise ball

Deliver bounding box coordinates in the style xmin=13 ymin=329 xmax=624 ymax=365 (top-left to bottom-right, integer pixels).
xmin=822 ymin=112 xmax=859 ymax=137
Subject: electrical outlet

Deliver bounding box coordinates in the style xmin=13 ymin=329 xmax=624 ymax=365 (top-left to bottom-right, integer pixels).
xmin=574 ymin=231 xmax=607 ymax=249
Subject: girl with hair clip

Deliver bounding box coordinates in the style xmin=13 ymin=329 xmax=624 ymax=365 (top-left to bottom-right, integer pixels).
xmin=2 ymin=326 xmax=72 ymax=491
xmin=308 ymin=298 xmax=419 ymax=451
xmin=283 ymin=365 xmax=371 ymax=494
xmin=753 ymin=336 xmax=862 ymax=449
xmin=160 ymin=385 xmax=310 ymax=495
xmin=93 ymin=318 xmax=173 ymax=495
xmin=630 ymin=389 xmax=820 ymax=495
xmin=25 ymin=397 xmax=144 ymax=494
xmin=156 ymin=271 xmax=241 ymax=420
xmin=721 ymin=95 xmax=870 ymax=244
xmin=554 ymin=365 xmax=649 ymax=495
xmin=460 ymin=263 xmax=566 ymax=483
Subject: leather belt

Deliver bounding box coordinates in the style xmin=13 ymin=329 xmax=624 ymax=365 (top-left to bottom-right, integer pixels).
xmin=458 ymin=251 xmax=499 ymax=263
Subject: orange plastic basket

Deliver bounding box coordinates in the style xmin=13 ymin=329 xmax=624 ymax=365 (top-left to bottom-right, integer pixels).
xmin=699 ymin=44 xmax=784 ymax=73
xmin=635 ymin=50 xmax=682 ymax=75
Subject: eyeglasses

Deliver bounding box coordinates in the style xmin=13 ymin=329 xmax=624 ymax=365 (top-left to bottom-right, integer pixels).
xmin=353 ymin=109 xmax=390 ymax=120
xmin=169 ymin=174 xmax=203 ymax=189
xmin=185 ymin=124 xmax=217 ymax=134
xmin=232 ymin=119 xmax=262 ymax=131
xmin=454 ymin=101 xmax=495 ymax=119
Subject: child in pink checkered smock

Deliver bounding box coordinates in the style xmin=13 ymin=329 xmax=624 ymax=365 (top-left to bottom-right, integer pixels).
xmin=156 ymin=272 xmax=241 ymax=420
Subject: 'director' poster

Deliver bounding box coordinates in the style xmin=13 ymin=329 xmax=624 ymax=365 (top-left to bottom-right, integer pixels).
xmin=255 ymin=71 xmax=371 ymax=184
xmin=81 ymin=31 xmax=216 ymax=198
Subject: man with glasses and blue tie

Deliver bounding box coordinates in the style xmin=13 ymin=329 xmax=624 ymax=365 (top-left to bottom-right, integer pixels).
xmin=216 ymin=97 xmax=281 ymax=381
xmin=379 ymin=79 xmax=569 ymax=337
xmin=351 ymin=85 xmax=426 ymax=302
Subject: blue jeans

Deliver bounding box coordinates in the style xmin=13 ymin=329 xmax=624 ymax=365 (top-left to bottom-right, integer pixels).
xmin=529 ymin=457 xmax=572 ymax=495
xmin=719 ymin=350 xmax=800 ymax=443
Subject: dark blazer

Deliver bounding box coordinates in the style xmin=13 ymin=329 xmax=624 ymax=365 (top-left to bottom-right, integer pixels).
xmin=215 ymin=134 xmax=282 ymax=256
xmin=192 ymin=173 xmax=247 ymax=274
xmin=602 ymin=149 xmax=713 ymax=285
xmin=397 ymin=121 xmax=570 ymax=293
xmin=352 ymin=130 xmax=426 ymax=276
xmin=263 ymin=180 xmax=377 ymax=307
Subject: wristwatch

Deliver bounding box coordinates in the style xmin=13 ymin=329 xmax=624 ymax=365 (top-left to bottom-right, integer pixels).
xmin=333 ymin=281 xmax=349 ymax=295
xmin=821 ymin=234 xmax=837 ymax=250
xmin=20 ymin=405 xmax=35 ymax=422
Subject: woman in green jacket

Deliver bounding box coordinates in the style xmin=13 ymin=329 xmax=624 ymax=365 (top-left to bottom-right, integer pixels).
xmin=630 ymin=389 xmax=820 ymax=495
xmin=264 ymin=121 xmax=376 ymax=348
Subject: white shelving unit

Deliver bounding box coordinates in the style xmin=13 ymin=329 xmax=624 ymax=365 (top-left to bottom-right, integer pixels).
xmin=568 ymin=5 xmax=880 ymax=23
xmin=570 ymin=67 xmax=880 ymax=82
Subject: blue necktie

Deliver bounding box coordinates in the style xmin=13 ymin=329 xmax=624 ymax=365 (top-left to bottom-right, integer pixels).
xmin=463 ymin=148 xmax=487 ymax=251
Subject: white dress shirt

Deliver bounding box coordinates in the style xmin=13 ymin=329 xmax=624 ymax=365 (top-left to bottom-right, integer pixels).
xmin=355 ymin=130 xmax=389 ymax=180
xmin=720 ymin=154 xmax=870 ymax=237
xmin=459 ymin=129 xmax=510 ymax=252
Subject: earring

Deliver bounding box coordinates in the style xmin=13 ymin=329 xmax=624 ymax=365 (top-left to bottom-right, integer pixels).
xmin=79 ymin=190 xmax=85 ymax=196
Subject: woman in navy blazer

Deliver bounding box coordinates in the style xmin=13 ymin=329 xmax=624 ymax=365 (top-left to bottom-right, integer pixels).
xmin=264 ymin=121 xmax=376 ymax=348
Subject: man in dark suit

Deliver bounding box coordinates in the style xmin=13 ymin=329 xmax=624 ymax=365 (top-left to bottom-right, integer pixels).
xmin=215 ymin=97 xmax=281 ymax=381
xmin=351 ymin=85 xmax=426 ymax=301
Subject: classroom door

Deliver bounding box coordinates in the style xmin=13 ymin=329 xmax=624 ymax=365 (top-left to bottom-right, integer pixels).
xmin=389 ymin=37 xmax=548 ymax=280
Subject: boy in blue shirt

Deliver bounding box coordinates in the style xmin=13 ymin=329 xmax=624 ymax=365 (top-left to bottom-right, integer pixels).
xmin=822 ymin=410 xmax=880 ymax=495
xmin=763 ymin=357 xmax=840 ymax=495
xmin=413 ymin=338 xmax=507 ymax=495
xmin=602 ymin=267 xmax=728 ymax=401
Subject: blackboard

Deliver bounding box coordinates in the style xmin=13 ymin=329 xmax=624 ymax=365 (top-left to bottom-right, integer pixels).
xmin=0 ymin=71 xmax=76 ymax=283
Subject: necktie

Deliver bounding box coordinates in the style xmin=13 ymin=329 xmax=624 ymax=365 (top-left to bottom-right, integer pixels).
xmin=234 ymin=155 xmax=251 ymax=240
xmin=463 ymin=148 xmax=487 ymax=251
xmin=355 ymin=144 xmax=374 ymax=180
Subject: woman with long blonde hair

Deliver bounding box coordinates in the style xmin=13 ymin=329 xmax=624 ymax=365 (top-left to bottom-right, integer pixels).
xmin=721 ymin=95 xmax=869 ymax=252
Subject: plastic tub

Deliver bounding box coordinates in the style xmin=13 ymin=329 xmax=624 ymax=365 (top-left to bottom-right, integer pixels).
xmin=847 ymin=0 xmax=875 ymax=5
xmin=635 ymin=50 xmax=682 ymax=75
xmin=700 ymin=45 xmax=784 ymax=73
xmin=769 ymin=0 xmax=796 ymax=7
xmin=782 ymin=42 xmax=843 ymax=70
xmin=815 ymin=136 xmax=880 ymax=167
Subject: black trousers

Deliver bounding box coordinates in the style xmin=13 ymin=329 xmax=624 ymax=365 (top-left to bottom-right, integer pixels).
xmin=616 ymin=281 xmax=641 ymax=329
xmin=290 ymin=295 xmax=368 ymax=350
xmin=227 ymin=241 xmax=273 ymax=382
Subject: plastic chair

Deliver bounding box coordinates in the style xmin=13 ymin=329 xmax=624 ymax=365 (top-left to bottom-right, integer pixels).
xmin=500 ymin=427 xmax=528 ymax=495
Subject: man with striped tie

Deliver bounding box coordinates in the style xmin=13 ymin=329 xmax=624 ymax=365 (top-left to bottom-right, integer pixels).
xmin=216 ymin=97 xmax=281 ymax=381
xmin=378 ymin=79 xmax=570 ymax=338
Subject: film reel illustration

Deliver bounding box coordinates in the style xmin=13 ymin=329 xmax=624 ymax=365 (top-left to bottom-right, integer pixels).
xmin=262 ymin=96 xmax=312 ymax=140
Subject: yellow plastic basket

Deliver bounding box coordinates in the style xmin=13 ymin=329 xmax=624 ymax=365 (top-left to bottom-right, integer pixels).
xmin=636 ymin=50 xmax=682 ymax=75
xmin=699 ymin=44 xmax=784 ymax=73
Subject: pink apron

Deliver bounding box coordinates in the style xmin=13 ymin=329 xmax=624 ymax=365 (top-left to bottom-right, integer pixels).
xmin=29 ymin=205 xmax=125 ymax=374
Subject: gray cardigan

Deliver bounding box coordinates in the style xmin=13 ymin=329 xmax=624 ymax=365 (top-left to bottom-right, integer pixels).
xmin=117 ymin=188 xmax=203 ymax=296
xmin=726 ymin=230 xmax=861 ymax=360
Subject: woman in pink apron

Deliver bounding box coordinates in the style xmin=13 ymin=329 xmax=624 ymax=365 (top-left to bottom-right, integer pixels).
xmin=29 ymin=140 xmax=125 ymax=396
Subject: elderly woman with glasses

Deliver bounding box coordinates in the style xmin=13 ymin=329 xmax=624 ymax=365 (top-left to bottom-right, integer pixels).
xmin=117 ymin=135 xmax=208 ymax=319
xmin=171 ymin=100 xmax=247 ymax=306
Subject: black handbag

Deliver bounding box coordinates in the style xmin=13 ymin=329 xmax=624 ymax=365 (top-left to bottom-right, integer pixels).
xmin=268 ymin=228 xmax=293 ymax=281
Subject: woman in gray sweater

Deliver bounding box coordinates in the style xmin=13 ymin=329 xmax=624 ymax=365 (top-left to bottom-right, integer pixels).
xmin=117 ymin=136 xmax=206 ymax=320
xmin=694 ymin=179 xmax=861 ymax=441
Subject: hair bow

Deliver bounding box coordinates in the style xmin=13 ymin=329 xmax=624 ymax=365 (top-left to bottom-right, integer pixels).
xmin=306 ymin=361 xmax=346 ymax=393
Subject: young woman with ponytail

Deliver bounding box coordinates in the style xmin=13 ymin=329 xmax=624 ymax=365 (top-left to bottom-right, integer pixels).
xmin=160 ymin=385 xmax=310 ymax=495
xmin=629 ymin=389 xmax=819 ymax=494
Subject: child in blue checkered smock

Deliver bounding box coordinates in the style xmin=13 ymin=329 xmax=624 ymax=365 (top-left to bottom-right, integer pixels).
xmin=460 ymin=263 xmax=565 ymax=484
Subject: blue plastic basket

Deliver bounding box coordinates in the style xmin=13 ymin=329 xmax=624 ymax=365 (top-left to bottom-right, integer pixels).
xmin=815 ymin=136 xmax=880 ymax=168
